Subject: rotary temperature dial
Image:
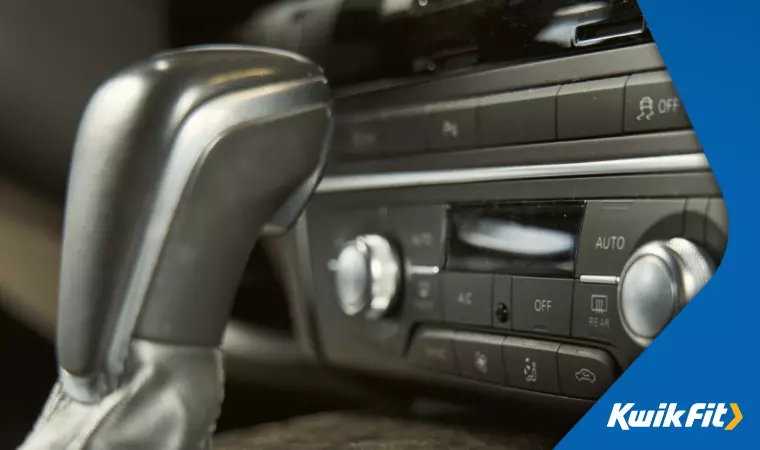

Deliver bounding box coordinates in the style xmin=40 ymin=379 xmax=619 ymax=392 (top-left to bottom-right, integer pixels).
xmin=334 ymin=234 xmax=401 ymax=319
xmin=619 ymin=237 xmax=715 ymax=347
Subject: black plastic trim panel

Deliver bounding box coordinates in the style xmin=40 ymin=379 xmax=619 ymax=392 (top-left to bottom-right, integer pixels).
xmin=325 ymin=130 xmax=700 ymax=176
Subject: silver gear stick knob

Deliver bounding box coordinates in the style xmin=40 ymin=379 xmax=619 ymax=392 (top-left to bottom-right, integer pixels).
xmin=55 ymin=46 xmax=331 ymax=401
xmin=20 ymin=46 xmax=331 ymax=449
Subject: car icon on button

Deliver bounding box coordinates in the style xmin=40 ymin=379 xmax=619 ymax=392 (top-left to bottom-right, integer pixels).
xmin=575 ymin=368 xmax=596 ymax=383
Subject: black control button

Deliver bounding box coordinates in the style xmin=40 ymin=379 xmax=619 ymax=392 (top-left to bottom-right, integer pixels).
xmin=558 ymin=76 xmax=627 ymax=139
xmin=404 ymin=273 xmax=443 ymax=322
xmin=478 ymin=86 xmax=559 ymax=146
xmin=502 ymin=337 xmax=560 ymax=394
xmin=492 ymin=275 xmax=513 ymax=330
xmin=333 ymin=117 xmax=385 ymax=157
xmin=442 ymin=272 xmax=493 ymax=326
xmin=571 ymin=282 xmax=621 ymax=344
xmin=576 ymin=199 xmax=686 ymax=276
xmin=558 ymin=344 xmax=616 ymax=399
xmin=705 ymin=198 xmax=728 ymax=259
xmin=407 ymin=329 xmax=458 ymax=374
xmin=425 ymin=101 xmax=476 ymax=150
xmin=389 ymin=205 xmax=447 ymax=266
xmin=624 ymin=71 xmax=691 ymax=133
xmin=512 ymin=277 xmax=573 ymax=336
xmin=384 ymin=108 xmax=426 ymax=155
xmin=684 ymin=198 xmax=709 ymax=243
xmin=453 ymin=332 xmax=507 ymax=385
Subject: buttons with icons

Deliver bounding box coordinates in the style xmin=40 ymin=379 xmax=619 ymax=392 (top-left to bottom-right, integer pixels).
xmin=404 ymin=273 xmax=443 ymax=321
xmin=624 ymin=71 xmax=691 ymax=132
xmin=333 ymin=70 xmax=692 ymax=161
xmin=453 ymin=332 xmax=506 ymax=385
xmin=571 ymin=282 xmax=621 ymax=344
xmin=409 ymin=329 xmax=615 ymax=398
xmin=502 ymin=337 xmax=561 ymax=394
xmin=425 ymin=101 xmax=476 ymax=150
xmin=558 ymin=344 xmax=616 ymax=399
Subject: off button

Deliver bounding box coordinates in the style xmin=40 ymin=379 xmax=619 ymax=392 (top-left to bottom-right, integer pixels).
xmin=512 ymin=277 xmax=573 ymax=336
xmin=624 ymin=71 xmax=691 ymax=132
xmin=576 ymin=200 xmax=685 ymax=276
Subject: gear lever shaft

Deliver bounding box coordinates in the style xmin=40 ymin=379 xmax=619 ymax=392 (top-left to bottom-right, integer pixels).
xmin=55 ymin=46 xmax=331 ymax=401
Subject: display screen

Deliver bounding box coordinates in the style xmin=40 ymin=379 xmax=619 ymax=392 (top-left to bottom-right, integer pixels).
xmin=447 ymin=202 xmax=585 ymax=277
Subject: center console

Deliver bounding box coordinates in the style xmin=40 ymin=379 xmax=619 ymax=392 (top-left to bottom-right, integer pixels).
xmin=290 ymin=42 xmax=727 ymax=406
xmin=240 ymin=0 xmax=728 ymax=407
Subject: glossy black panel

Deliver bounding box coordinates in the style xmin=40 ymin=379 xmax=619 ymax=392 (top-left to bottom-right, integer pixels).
xmin=447 ymin=202 xmax=585 ymax=277
xmin=242 ymin=0 xmax=650 ymax=86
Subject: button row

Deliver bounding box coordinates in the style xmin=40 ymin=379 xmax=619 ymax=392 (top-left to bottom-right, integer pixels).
xmin=407 ymin=329 xmax=617 ymax=399
xmin=335 ymin=71 xmax=690 ymax=158
xmin=416 ymin=272 xmax=625 ymax=346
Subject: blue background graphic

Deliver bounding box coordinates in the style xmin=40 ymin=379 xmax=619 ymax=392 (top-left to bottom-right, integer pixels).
xmin=558 ymin=1 xmax=759 ymax=448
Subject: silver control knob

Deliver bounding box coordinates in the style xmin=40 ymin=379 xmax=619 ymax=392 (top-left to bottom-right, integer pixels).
xmin=334 ymin=234 xmax=401 ymax=319
xmin=619 ymin=237 xmax=715 ymax=347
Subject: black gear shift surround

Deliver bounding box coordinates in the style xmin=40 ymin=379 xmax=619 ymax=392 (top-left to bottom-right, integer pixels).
xmin=20 ymin=46 xmax=332 ymax=449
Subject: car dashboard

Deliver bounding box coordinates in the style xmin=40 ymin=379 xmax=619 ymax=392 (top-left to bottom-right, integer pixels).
xmin=0 ymin=0 xmax=728 ymax=425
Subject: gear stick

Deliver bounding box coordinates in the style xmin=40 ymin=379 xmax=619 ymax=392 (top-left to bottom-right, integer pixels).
xmin=20 ymin=46 xmax=332 ymax=449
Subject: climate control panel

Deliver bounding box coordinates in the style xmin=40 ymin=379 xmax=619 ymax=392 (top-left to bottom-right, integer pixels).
xmin=305 ymin=178 xmax=728 ymax=403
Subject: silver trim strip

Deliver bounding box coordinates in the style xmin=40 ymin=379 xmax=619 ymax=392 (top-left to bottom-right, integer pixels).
xmin=407 ymin=265 xmax=440 ymax=275
xmin=579 ymin=275 xmax=620 ymax=285
xmin=317 ymin=154 xmax=709 ymax=193
xmin=329 ymin=262 xmax=439 ymax=275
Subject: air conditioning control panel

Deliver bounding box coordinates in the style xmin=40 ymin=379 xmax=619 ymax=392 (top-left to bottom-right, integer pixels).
xmin=305 ymin=180 xmax=727 ymax=403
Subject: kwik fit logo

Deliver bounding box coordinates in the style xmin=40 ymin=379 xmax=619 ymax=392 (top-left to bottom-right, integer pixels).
xmin=608 ymin=403 xmax=743 ymax=430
